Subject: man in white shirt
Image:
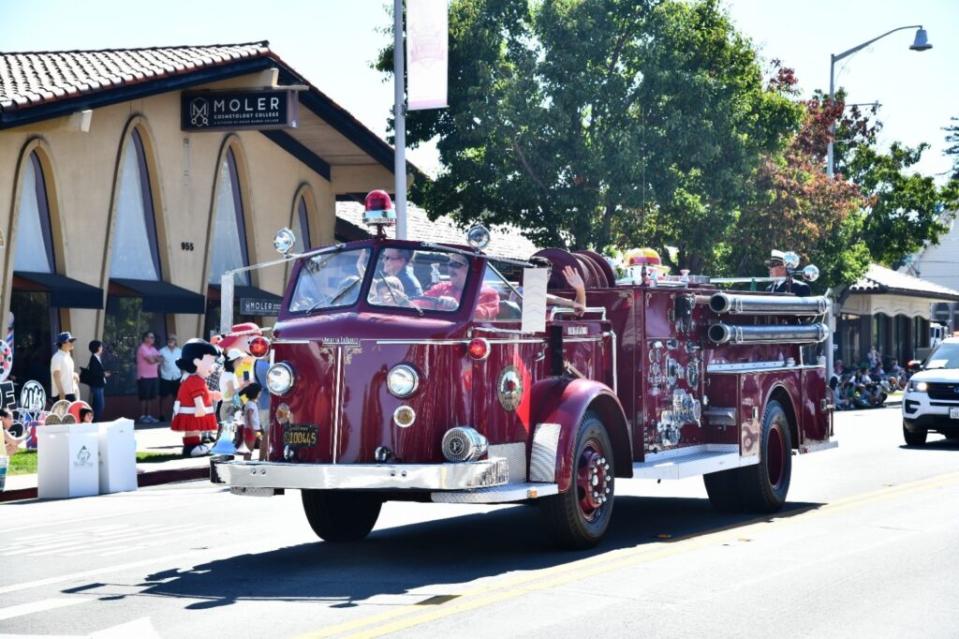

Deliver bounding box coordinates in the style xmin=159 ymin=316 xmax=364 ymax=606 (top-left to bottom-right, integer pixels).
xmin=158 ymin=335 xmax=183 ymax=422
xmin=50 ymin=331 xmax=78 ymax=402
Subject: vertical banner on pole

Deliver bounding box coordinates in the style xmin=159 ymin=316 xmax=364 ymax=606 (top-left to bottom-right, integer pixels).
xmin=406 ymin=0 xmax=448 ymax=111
xmin=220 ymin=274 xmax=234 ymax=336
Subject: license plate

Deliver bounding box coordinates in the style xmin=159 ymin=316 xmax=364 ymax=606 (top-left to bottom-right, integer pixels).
xmin=950 ymin=407 xmax=959 ymax=420
xmin=283 ymin=424 xmax=318 ymax=447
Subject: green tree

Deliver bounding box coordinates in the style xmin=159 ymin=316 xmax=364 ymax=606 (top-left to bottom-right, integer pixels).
xmin=944 ymin=116 xmax=959 ymax=180
xmin=379 ymin=0 xmax=801 ymax=271
xmin=727 ymin=92 xmax=870 ymax=292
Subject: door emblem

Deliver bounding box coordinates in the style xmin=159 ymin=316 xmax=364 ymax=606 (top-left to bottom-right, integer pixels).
xmin=497 ymin=365 xmax=523 ymax=411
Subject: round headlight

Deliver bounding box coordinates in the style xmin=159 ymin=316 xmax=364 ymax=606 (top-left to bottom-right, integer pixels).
xmin=387 ymin=364 xmax=419 ymax=398
xmin=267 ymin=362 xmax=294 ymax=396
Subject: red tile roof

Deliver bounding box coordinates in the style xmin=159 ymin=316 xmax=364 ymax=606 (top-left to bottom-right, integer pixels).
xmin=0 ymin=42 xmax=270 ymax=111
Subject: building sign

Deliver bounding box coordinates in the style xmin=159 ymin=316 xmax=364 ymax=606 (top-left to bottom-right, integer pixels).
xmin=240 ymin=298 xmax=281 ymax=316
xmin=181 ymin=89 xmax=299 ymax=132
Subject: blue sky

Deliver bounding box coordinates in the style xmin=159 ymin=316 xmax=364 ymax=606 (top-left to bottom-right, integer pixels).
xmin=1 ymin=0 xmax=956 ymax=180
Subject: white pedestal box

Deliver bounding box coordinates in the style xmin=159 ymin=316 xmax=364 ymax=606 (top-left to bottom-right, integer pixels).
xmin=98 ymin=419 xmax=137 ymax=494
xmin=37 ymin=423 xmax=99 ymax=499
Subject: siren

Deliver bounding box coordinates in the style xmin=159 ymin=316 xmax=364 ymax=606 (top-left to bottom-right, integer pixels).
xmin=363 ymin=189 xmax=397 ymax=233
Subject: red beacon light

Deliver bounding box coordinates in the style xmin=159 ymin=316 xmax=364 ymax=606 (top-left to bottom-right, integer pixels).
xmin=249 ymin=336 xmax=271 ymax=359
xmin=363 ymin=189 xmax=397 ymax=234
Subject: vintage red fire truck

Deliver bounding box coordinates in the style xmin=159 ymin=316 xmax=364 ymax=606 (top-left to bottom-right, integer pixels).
xmin=212 ymin=191 xmax=835 ymax=549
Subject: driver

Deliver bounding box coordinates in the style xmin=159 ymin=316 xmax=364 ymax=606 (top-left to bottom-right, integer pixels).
xmin=422 ymin=254 xmax=500 ymax=319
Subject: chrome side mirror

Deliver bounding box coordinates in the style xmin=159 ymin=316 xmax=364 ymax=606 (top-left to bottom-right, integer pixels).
xmin=783 ymin=251 xmax=801 ymax=270
xmin=466 ymin=224 xmax=491 ymax=250
xmin=273 ymin=227 xmax=296 ymax=256
xmin=802 ymin=264 xmax=820 ymax=282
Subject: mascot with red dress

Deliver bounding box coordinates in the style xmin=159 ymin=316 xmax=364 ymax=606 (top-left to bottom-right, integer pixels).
xmin=171 ymin=339 xmax=222 ymax=457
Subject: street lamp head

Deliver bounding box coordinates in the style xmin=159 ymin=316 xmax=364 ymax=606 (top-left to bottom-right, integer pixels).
xmin=910 ymin=27 xmax=932 ymax=51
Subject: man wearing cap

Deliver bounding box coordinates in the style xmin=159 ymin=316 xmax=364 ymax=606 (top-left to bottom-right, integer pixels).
xmin=50 ymin=332 xmax=79 ymax=402
xmin=766 ymin=250 xmax=811 ymax=297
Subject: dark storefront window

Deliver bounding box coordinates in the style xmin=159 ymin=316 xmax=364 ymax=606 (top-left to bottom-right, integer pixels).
xmin=103 ymin=297 xmax=165 ymax=396
xmin=9 ymin=291 xmax=59 ymax=391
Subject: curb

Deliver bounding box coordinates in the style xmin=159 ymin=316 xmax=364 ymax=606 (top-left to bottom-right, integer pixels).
xmin=0 ymin=465 xmax=209 ymax=503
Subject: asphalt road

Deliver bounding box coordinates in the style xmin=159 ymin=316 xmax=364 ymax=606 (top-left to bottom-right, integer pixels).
xmin=1 ymin=407 xmax=957 ymax=639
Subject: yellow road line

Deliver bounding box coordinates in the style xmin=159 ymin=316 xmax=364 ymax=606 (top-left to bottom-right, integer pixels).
xmin=298 ymin=470 xmax=959 ymax=639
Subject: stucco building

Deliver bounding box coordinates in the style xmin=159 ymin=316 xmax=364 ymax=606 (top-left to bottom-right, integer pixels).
xmin=0 ymin=42 xmax=410 ymax=417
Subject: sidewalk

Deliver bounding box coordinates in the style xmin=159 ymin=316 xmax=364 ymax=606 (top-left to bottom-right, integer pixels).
xmin=1 ymin=421 xmax=212 ymax=503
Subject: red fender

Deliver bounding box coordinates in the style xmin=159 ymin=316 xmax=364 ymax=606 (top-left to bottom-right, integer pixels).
xmin=532 ymin=378 xmax=632 ymax=492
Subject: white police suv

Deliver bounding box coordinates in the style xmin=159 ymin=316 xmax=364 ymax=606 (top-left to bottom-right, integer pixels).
xmin=902 ymin=337 xmax=959 ymax=445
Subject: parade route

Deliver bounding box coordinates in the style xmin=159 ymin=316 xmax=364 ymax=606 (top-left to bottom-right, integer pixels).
xmin=1 ymin=407 xmax=958 ymax=638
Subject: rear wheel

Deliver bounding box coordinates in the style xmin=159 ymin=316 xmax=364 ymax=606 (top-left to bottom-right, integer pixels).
xmin=301 ymin=490 xmax=382 ymax=542
xmin=739 ymin=400 xmax=792 ymax=512
xmin=902 ymin=421 xmax=927 ymax=446
xmin=540 ymin=411 xmax=615 ymax=550
xmin=703 ymin=400 xmax=792 ymax=514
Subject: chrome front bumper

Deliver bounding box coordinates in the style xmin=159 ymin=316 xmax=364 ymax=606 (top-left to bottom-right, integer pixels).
xmin=212 ymin=456 xmax=510 ymax=491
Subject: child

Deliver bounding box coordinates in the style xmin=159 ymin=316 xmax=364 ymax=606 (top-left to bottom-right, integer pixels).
xmin=79 ymin=408 xmax=94 ymax=423
xmin=239 ymin=383 xmax=265 ymax=460
xmin=171 ymin=340 xmax=221 ymax=457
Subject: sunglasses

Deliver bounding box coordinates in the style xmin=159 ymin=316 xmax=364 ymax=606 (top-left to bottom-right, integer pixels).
xmin=447 ymin=260 xmax=468 ymax=270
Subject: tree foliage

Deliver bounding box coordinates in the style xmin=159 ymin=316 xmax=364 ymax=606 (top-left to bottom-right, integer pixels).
xmin=379 ymin=0 xmax=801 ymax=271
xmin=379 ymin=0 xmax=956 ymax=289
xmin=945 ymin=116 xmax=959 ymax=180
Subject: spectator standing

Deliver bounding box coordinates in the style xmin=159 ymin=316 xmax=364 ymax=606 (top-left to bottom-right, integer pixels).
xmin=136 ymin=332 xmax=163 ymax=423
xmin=158 ymin=335 xmax=182 ymax=422
xmin=84 ymin=340 xmax=109 ymax=422
xmin=50 ymin=332 xmax=79 ymax=402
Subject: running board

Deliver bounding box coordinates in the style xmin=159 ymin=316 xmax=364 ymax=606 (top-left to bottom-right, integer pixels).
xmin=431 ymin=482 xmax=559 ymax=504
xmin=633 ymin=445 xmax=758 ymax=480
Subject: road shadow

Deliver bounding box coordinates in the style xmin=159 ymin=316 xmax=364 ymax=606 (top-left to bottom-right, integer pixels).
xmin=105 ymin=495 xmax=821 ymax=610
xmin=900 ymin=436 xmax=959 ymax=451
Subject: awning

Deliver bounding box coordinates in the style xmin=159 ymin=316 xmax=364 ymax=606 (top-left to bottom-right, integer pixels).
xmin=209 ymin=285 xmax=283 ymax=316
xmin=110 ymin=278 xmax=206 ymax=314
xmin=14 ymin=271 xmax=104 ymax=309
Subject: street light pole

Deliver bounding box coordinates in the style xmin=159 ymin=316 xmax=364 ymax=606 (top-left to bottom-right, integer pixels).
xmin=824 ymin=25 xmax=930 ymax=381
xmin=394 ymin=0 xmax=408 ymax=239
xmin=826 ymin=25 xmax=931 ymax=178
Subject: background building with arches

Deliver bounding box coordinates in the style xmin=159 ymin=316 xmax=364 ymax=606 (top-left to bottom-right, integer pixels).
xmin=0 ymin=42 xmax=414 ymax=418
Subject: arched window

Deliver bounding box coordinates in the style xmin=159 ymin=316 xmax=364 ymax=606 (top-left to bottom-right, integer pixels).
xmin=14 ymin=152 xmax=56 ymax=273
xmin=292 ymin=194 xmax=312 ymax=254
xmin=109 ymin=129 xmax=161 ymax=280
xmin=104 ymin=127 xmax=167 ymax=400
xmin=10 ymin=150 xmax=59 ymax=389
xmin=208 ymin=148 xmax=250 ymax=285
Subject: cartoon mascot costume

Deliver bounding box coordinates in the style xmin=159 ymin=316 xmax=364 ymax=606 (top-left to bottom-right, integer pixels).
xmin=171 ymin=339 xmax=221 ymax=456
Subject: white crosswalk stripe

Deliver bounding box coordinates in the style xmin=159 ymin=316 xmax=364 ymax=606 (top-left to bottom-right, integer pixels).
xmin=0 ymin=523 xmax=215 ymax=557
xmin=0 ymin=598 xmax=85 ymax=622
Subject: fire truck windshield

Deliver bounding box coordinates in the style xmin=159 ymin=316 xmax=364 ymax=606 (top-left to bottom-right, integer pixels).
xmin=368 ymin=248 xmax=471 ymax=313
xmin=288 ymin=248 xmax=371 ymax=312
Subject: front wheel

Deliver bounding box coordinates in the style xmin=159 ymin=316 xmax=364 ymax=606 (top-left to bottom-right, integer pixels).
xmin=902 ymin=421 xmax=927 ymax=446
xmin=540 ymin=411 xmax=615 ymax=550
xmin=301 ymin=490 xmax=382 ymax=542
